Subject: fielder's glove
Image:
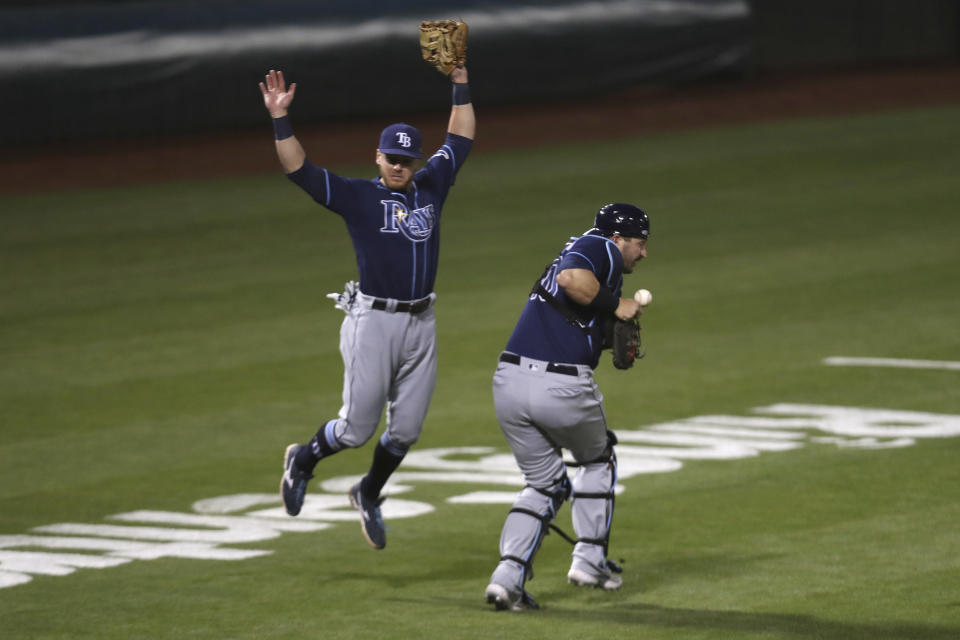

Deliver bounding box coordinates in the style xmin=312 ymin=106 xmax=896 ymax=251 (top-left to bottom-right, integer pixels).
xmin=611 ymin=319 xmax=643 ymax=370
xmin=419 ymin=20 xmax=468 ymax=75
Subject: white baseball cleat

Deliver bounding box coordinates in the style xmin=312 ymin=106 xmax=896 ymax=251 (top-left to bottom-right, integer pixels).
xmin=485 ymin=582 xmax=539 ymax=611
xmin=567 ymin=561 xmax=623 ymax=591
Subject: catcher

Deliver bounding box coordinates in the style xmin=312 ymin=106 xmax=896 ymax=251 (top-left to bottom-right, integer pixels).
xmin=485 ymin=203 xmax=651 ymax=611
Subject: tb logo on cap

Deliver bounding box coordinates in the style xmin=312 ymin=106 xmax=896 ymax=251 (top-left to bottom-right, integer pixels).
xmin=379 ymin=123 xmax=422 ymax=158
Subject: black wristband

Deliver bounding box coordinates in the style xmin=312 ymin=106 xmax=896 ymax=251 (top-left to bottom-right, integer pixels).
xmin=452 ymin=82 xmax=471 ymax=106
xmin=588 ymin=286 xmax=619 ymax=315
xmin=272 ymin=115 xmax=293 ymax=141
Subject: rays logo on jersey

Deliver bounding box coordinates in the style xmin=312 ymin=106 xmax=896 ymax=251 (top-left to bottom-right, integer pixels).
xmin=380 ymin=200 xmax=436 ymax=242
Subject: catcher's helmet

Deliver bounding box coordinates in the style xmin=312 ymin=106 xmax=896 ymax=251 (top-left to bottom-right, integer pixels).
xmin=594 ymin=203 xmax=650 ymax=239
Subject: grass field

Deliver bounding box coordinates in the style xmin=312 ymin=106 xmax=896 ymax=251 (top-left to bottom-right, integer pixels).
xmin=2 ymin=104 xmax=959 ymax=639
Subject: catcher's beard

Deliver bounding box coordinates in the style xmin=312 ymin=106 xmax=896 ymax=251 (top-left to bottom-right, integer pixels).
xmin=622 ymin=255 xmax=646 ymax=273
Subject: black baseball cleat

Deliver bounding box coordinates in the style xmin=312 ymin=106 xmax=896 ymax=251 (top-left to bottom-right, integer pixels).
xmin=280 ymin=444 xmax=313 ymax=516
xmin=485 ymin=583 xmax=540 ymax=611
xmin=348 ymin=482 xmax=387 ymax=549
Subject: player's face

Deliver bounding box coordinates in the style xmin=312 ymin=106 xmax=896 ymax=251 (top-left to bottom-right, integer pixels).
xmin=377 ymin=152 xmax=418 ymax=191
xmin=617 ymin=236 xmax=648 ymax=273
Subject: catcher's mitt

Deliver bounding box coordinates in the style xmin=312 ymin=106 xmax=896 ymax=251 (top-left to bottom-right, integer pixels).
xmin=419 ymin=20 xmax=468 ymax=75
xmin=611 ymin=319 xmax=642 ymax=370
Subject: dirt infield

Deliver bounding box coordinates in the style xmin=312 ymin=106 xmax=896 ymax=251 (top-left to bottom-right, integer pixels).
xmin=2 ymin=64 xmax=959 ymax=194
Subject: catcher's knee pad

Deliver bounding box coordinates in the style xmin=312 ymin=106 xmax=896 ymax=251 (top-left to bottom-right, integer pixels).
xmin=497 ymin=475 xmax=571 ymax=584
xmin=570 ymin=445 xmax=617 ymax=568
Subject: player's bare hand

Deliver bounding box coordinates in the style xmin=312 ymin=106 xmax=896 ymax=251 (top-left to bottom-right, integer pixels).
xmin=450 ymin=66 xmax=468 ymax=84
xmin=615 ymin=297 xmax=642 ymax=321
xmin=259 ymin=69 xmax=297 ymax=118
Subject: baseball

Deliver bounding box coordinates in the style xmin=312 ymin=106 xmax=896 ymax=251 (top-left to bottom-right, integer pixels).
xmin=634 ymin=289 xmax=653 ymax=306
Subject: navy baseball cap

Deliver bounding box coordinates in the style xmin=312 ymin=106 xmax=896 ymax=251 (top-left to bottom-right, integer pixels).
xmin=378 ymin=123 xmax=423 ymax=159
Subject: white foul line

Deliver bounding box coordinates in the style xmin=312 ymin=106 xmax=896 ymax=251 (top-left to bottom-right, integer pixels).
xmin=824 ymin=357 xmax=960 ymax=371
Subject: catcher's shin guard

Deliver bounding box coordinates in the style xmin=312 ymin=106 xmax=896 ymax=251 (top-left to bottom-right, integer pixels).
xmin=491 ymin=475 xmax=571 ymax=590
xmin=570 ymin=436 xmax=618 ymax=571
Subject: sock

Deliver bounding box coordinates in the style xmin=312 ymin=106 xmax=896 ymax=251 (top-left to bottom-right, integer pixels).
xmin=295 ymin=420 xmax=340 ymax=472
xmin=360 ymin=440 xmax=406 ymax=500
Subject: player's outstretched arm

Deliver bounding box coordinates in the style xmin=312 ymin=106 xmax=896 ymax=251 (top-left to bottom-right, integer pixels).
xmin=448 ymin=66 xmax=476 ymax=140
xmin=259 ymin=69 xmax=306 ymax=173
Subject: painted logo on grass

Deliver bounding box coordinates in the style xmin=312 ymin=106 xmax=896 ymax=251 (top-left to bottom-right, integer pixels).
xmin=2 ymin=403 xmax=959 ymax=590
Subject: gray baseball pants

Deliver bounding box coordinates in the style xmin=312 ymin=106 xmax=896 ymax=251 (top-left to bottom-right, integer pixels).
xmin=327 ymin=292 xmax=438 ymax=451
xmin=489 ymin=353 xmax=617 ymax=591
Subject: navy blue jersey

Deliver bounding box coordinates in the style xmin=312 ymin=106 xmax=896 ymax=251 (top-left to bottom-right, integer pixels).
xmin=287 ymin=133 xmax=472 ymax=300
xmin=504 ymin=231 xmax=624 ymax=368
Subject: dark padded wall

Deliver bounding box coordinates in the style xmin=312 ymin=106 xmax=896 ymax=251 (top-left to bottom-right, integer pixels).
xmin=1 ymin=0 xmax=957 ymax=146
xmin=748 ymin=0 xmax=959 ymax=69
xmin=0 ymin=0 xmax=752 ymax=144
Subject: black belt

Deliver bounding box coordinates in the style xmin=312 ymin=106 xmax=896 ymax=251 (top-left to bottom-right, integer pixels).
xmin=499 ymin=352 xmax=579 ymax=377
xmin=372 ymin=296 xmax=432 ymax=314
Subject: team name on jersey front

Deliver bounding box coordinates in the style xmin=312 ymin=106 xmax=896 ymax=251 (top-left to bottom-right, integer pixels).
xmin=380 ymin=200 xmax=436 ymax=242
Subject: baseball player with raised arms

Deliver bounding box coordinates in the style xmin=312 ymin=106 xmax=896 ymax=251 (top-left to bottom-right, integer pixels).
xmin=259 ymin=65 xmax=475 ymax=549
xmin=485 ymin=203 xmax=650 ymax=610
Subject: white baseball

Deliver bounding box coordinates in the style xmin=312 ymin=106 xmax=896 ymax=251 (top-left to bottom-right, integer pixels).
xmin=634 ymin=289 xmax=652 ymax=306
